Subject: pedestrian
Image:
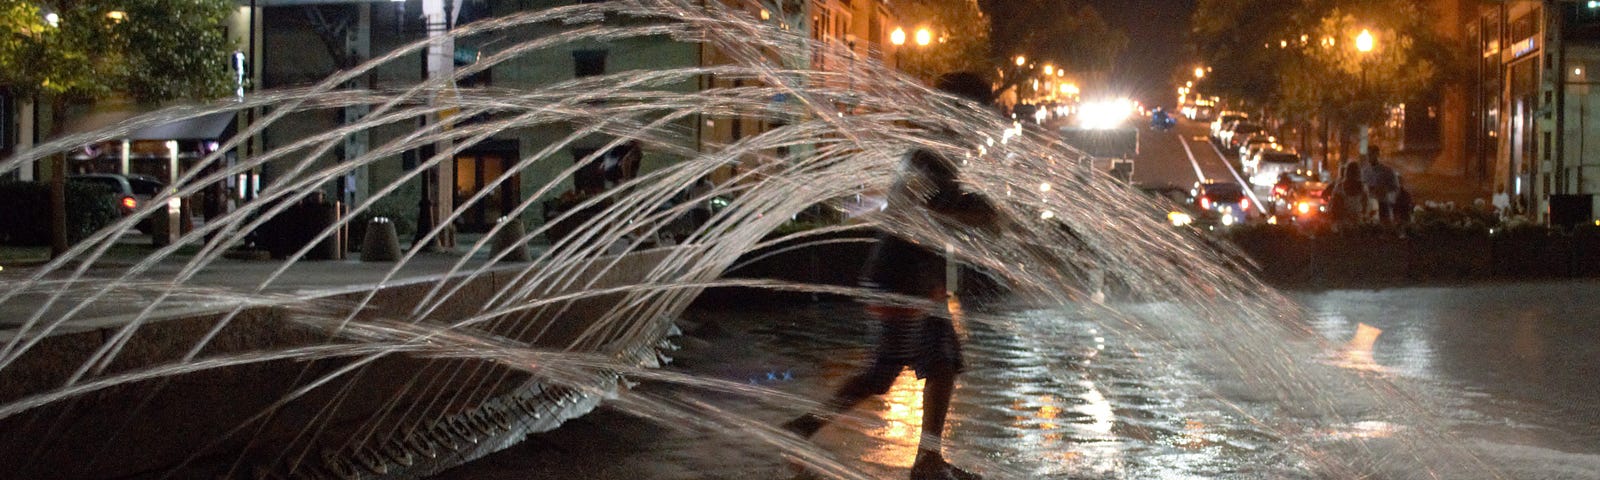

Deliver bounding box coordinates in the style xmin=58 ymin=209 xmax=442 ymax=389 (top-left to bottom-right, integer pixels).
xmin=1330 ymin=160 xmax=1365 ymax=226
xmin=782 ymin=71 xmax=1001 ymax=480
xmin=1492 ymin=186 xmax=1511 ymax=219
xmin=1394 ymin=178 xmax=1413 ymax=225
xmin=1360 ymin=146 xmax=1400 ymax=223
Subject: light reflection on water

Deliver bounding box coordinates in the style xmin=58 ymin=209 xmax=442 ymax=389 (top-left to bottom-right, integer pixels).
xmin=862 ymin=371 xmax=922 ymax=470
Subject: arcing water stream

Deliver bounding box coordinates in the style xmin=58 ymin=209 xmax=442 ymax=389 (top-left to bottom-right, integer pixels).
xmin=0 ymin=1 xmax=1544 ymax=478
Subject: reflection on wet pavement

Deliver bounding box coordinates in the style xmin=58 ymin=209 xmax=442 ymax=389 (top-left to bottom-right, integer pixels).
xmin=437 ymin=281 xmax=1600 ymax=479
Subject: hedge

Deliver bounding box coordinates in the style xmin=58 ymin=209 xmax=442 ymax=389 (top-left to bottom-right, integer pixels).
xmin=0 ymin=181 xmax=120 ymax=246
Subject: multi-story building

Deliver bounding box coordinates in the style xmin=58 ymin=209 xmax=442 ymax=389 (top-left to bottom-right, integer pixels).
xmin=1471 ymin=0 xmax=1600 ymax=225
xmin=1 ymin=0 xmax=906 ymax=234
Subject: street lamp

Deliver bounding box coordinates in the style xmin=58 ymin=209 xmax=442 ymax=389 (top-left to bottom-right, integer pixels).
xmin=1015 ymin=55 xmax=1026 ymax=67
xmin=1356 ymin=29 xmax=1374 ymax=53
xmin=1356 ymin=29 xmax=1376 ymax=158
xmin=914 ymin=27 xmax=932 ymax=46
xmin=1194 ymin=67 xmax=1206 ymax=79
xmin=890 ymin=27 xmax=906 ymax=46
xmin=1043 ymin=65 xmax=1054 ymax=76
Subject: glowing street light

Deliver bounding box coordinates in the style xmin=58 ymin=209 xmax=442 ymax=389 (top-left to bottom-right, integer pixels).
xmin=1355 ymin=28 xmax=1377 ymax=156
xmin=914 ymin=27 xmax=932 ymax=46
xmin=1194 ymin=67 xmax=1206 ymax=79
xmin=1356 ymin=29 xmax=1374 ymax=53
xmin=890 ymin=27 xmax=906 ymax=46
xmin=1043 ymin=65 xmax=1054 ymax=75
xmin=1015 ymin=55 xmax=1027 ymax=67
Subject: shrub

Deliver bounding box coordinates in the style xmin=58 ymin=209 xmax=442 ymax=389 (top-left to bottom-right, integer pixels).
xmin=0 ymin=181 xmax=119 ymax=246
xmin=1410 ymin=202 xmax=1498 ymax=234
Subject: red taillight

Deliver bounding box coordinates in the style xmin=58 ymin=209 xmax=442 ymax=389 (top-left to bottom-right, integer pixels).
xmin=1200 ymin=197 xmax=1211 ymax=209
xmin=121 ymin=196 xmax=137 ymax=210
xmin=1240 ymin=198 xmax=1250 ymax=210
xmin=1274 ymin=186 xmax=1287 ymax=196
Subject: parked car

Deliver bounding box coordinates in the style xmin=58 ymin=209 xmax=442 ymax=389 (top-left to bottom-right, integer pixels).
xmin=1236 ymin=135 xmax=1278 ymax=160
xmin=1223 ymin=123 xmax=1265 ymax=151
xmin=1210 ymin=112 xmax=1249 ymax=140
xmin=1246 ymin=148 xmax=1304 ymax=187
xmin=1190 ymin=180 xmax=1254 ymax=226
xmin=69 ymin=173 xmax=165 ymax=233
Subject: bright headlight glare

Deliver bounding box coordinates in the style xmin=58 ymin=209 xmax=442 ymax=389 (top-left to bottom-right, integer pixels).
xmin=1077 ymin=98 xmax=1134 ymax=129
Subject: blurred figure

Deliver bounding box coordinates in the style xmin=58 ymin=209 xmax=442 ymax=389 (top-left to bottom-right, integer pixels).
xmin=782 ymin=72 xmax=1000 ymax=480
xmin=1360 ymin=147 xmax=1400 ymax=224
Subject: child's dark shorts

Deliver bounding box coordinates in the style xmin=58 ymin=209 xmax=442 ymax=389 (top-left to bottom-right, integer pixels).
xmin=867 ymin=307 xmax=965 ymax=380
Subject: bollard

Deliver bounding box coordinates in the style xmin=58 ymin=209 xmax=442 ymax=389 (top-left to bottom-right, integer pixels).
xmin=308 ymin=200 xmax=343 ymax=260
xmin=492 ymin=216 xmax=531 ymax=262
xmin=361 ymin=217 xmax=403 ymax=262
xmin=150 ymin=198 xmax=193 ymax=247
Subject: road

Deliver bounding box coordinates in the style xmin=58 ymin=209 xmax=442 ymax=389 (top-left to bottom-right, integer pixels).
xmin=1125 ymin=116 xmax=1271 ymax=216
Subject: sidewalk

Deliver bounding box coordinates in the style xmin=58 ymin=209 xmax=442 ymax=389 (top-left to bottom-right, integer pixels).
xmin=1386 ymin=149 xmax=1490 ymax=208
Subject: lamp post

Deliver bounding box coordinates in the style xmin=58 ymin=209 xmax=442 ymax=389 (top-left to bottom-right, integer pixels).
xmin=1356 ymin=29 xmax=1375 ymax=159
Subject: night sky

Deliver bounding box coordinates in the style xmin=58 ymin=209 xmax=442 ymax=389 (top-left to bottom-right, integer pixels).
xmin=1082 ymin=0 xmax=1198 ymax=107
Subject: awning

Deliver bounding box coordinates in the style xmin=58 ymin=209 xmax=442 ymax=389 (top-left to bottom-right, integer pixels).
xmin=124 ymin=111 xmax=236 ymax=141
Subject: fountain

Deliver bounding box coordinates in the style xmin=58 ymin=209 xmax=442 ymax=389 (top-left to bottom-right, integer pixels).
xmin=0 ymin=1 xmax=1516 ymax=478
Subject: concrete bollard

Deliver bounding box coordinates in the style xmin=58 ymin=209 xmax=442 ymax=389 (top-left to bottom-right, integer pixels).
xmin=492 ymin=217 xmax=531 ymax=262
xmin=361 ymin=217 xmax=403 ymax=262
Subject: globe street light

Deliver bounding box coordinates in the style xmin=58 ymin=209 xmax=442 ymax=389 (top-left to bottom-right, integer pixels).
xmin=1015 ymin=55 xmax=1026 ymax=67
xmin=890 ymin=27 xmax=906 ymax=46
xmin=1356 ymin=29 xmax=1374 ymax=53
xmin=914 ymin=27 xmax=932 ymax=46
xmin=1194 ymin=67 xmax=1206 ymax=79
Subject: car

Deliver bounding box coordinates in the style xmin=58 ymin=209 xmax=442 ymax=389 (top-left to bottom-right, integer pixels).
xmin=1246 ymin=148 xmax=1304 ymax=186
xmin=1214 ymin=119 xmax=1252 ymax=148
xmin=1151 ymin=109 xmax=1177 ymax=131
xmin=1190 ymin=180 xmax=1254 ymax=226
xmin=69 ymin=173 xmax=165 ymax=233
xmin=1236 ymin=134 xmax=1278 ymax=160
xmin=1138 ymin=183 xmax=1213 ymax=229
xmin=1265 ymin=171 xmax=1313 ymax=211
xmin=1223 ymin=123 xmax=1265 ymax=151
xmin=1276 ymin=180 xmax=1330 ymax=227
xmin=1210 ymin=112 xmax=1249 ymax=140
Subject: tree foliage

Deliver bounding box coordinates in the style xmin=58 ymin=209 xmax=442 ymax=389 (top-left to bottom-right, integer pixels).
xmin=1190 ymin=0 xmax=1462 ymax=126
xmin=977 ymin=0 xmax=1125 ymax=97
xmin=892 ymin=0 xmax=991 ymax=84
xmin=978 ymin=0 xmax=1124 ymax=73
xmin=0 ymin=0 xmax=234 ymax=107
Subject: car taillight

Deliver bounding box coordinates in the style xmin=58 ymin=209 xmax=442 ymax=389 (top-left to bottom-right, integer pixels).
xmin=1200 ymin=197 xmax=1211 ymax=209
xmin=121 ymin=196 xmax=137 ymax=210
xmin=1240 ymin=198 xmax=1250 ymax=210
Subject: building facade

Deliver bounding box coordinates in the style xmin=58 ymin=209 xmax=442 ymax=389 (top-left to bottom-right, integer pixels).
xmin=1472 ymin=0 xmax=1600 ymax=225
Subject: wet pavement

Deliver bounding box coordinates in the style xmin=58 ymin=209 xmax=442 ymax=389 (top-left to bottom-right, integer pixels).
xmin=433 ymin=280 xmax=1600 ymax=479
